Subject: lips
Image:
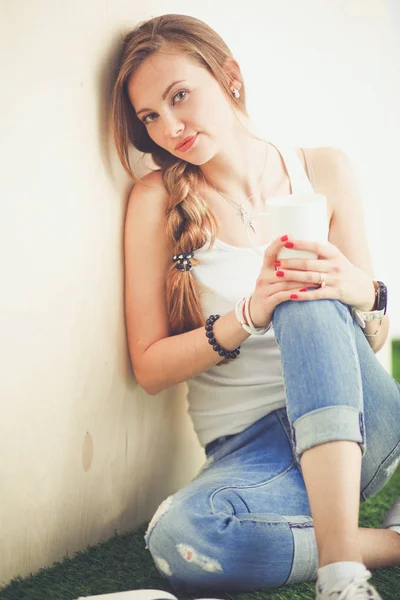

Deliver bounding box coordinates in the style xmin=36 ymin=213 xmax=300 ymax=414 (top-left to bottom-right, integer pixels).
xmin=175 ymin=134 xmax=197 ymax=151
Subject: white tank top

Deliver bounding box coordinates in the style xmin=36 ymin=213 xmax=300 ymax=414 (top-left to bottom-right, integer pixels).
xmin=186 ymin=142 xmax=315 ymax=448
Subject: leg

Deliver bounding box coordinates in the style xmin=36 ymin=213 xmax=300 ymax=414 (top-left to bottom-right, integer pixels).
xmin=351 ymin=315 xmax=400 ymax=568
xmin=144 ymin=411 xmax=320 ymax=593
xmin=300 ymin=440 xmax=363 ymax=567
xmin=272 ymin=297 xmax=400 ymax=572
xmin=302 ymin=441 xmax=400 ymax=567
xmin=274 ymin=409 xmax=400 ymax=573
xmin=144 ymin=407 xmax=399 ymax=595
xmin=358 ymin=528 xmax=400 ymax=568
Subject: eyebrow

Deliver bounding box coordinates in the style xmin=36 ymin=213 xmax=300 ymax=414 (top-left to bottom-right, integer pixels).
xmin=135 ymin=80 xmax=186 ymax=117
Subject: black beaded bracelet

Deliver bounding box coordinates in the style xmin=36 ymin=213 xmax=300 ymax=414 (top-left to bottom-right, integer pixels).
xmin=205 ymin=314 xmax=241 ymax=359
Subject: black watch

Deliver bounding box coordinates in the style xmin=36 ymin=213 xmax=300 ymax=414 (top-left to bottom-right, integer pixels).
xmin=372 ymin=280 xmax=387 ymax=314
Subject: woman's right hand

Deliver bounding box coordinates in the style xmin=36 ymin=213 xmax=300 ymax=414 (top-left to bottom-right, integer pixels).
xmin=249 ymin=235 xmax=319 ymax=328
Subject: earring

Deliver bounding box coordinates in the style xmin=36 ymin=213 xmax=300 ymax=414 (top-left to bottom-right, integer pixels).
xmin=232 ymin=88 xmax=240 ymax=99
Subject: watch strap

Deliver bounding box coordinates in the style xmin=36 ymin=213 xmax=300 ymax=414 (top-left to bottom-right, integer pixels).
xmin=373 ymin=280 xmax=387 ymax=313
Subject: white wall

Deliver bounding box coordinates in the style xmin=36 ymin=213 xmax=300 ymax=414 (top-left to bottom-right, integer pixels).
xmin=0 ymin=0 xmax=397 ymax=588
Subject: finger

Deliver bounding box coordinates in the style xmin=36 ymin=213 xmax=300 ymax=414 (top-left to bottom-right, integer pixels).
xmin=272 ymin=285 xmax=334 ymax=306
xmin=256 ymin=282 xmax=322 ymax=314
xmin=277 ymin=258 xmax=331 ymax=272
xmin=258 ymin=280 xmax=320 ymax=298
xmin=274 ymin=268 xmax=331 ymax=286
xmin=285 ymin=239 xmax=337 ymax=259
xmin=263 ymin=235 xmax=291 ymax=269
xmin=288 ymin=285 xmax=339 ymax=302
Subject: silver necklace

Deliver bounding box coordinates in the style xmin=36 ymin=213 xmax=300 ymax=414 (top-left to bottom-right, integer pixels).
xmin=206 ymin=142 xmax=269 ymax=234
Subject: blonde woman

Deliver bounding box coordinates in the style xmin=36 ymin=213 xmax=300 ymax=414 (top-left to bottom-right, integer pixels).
xmin=111 ymin=14 xmax=400 ymax=600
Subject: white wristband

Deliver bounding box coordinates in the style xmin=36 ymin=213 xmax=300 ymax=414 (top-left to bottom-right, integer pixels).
xmin=234 ymin=298 xmax=253 ymax=334
xmin=351 ymin=307 xmax=385 ymax=329
xmin=235 ymin=297 xmax=271 ymax=335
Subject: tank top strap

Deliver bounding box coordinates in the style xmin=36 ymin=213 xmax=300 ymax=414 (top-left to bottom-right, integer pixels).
xmin=269 ymin=141 xmax=314 ymax=195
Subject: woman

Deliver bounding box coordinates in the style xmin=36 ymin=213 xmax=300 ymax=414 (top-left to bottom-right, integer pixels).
xmin=111 ymin=13 xmax=400 ymax=600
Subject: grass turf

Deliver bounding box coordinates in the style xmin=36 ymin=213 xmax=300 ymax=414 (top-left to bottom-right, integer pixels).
xmin=1 ymin=342 xmax=399 ymax=600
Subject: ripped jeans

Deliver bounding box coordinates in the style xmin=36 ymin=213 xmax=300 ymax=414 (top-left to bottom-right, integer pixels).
xmin=143 ymin=297 xmax=400 ymax=595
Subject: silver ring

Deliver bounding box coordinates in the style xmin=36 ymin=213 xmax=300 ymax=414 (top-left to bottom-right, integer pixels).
xmin=319 ymin=272 xmax=327 ymax=288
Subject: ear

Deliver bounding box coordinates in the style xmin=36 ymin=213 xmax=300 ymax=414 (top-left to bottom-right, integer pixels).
xmin=222 ymin=56 xmax=242 ymax=92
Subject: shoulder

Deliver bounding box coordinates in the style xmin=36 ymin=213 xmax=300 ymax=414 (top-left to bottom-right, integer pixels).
xmin=125 ymin=169 xmax=171 ymax=239
xmin=126 ymin=169 xmax=169 ymax=223
xmin=129 ymin=169 xmax=167 ymax=203
xmin=295 ymin=146 xmax=355 ymax=187
xmin=295 ymin=146 xmax=361 ymax=224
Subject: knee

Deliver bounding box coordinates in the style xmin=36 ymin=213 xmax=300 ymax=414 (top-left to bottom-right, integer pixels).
xmin=272 ymin=296 xmax=351 ymax=335
xmin=144 ymin=494 xmax=228 ymax=590
xmin=144 ymin=492 xmax=294 ymax=592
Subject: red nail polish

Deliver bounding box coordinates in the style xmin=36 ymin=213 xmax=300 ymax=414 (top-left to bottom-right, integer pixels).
xmin=280 ymin=235 xmax=289 ymax=242
xmin=284 ymin=242 xmax=294 ymax=248
xmin=274 ymin=260 xmax=281 ymax=267
xmin=299 ymin=288 xmax=308 ymax=292
xmin=276 ymin=270 xmax=284 ymax=277
xmin=290 ymin=294 xmax=298 ymax=299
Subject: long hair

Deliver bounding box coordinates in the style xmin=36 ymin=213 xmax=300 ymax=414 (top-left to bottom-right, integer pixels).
xmin=111 ymin=14 xmax=258 ymax=362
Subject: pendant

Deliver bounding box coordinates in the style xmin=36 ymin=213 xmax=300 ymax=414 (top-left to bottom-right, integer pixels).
xmin=239 ymin=207 xmax=257 ymax=234
xmin=248 ymin=220 xmax=257 ymax=234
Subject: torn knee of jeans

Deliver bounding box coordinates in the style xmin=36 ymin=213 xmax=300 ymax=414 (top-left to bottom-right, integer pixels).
xmin=144 ymin=494 xmax=174 ymax=547
xmin=177 ymin=543 xmax=223 ymax=572
xmin=154 ymin=555 xmax=172 ymax=576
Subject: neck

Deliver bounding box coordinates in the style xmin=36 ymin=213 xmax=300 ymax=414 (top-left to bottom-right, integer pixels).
xmin=199 ymin=119 xmax=270 ymax=203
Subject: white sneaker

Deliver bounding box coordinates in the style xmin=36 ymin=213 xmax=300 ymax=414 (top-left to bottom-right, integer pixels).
xmin=382 ymin=496 xmax=400 ymax=530
xmin=315 ymin=569 xmax=383 ymax=599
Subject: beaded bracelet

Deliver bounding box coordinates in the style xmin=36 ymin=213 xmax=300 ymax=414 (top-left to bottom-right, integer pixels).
xmin=205 ymin=315 xmax=241 ymax=359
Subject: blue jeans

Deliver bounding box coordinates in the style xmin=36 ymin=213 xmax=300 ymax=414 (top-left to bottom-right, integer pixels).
xmin=143 ymin=298 xmax=400 ymax=595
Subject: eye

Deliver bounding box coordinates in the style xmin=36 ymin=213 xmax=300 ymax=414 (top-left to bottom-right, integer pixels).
xmin=173 ymin=90 xmax=187 ymax=103
xmin=142 ymin=112 xmax=156 ymax=125
xmin=141 ymin=90 xmax=189 ymax=125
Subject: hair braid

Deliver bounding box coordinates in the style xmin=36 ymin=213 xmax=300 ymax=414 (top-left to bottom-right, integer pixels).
xmin=110 ymin=14 xmax=262 ymax=365
xmin=163 ymin=161 xmax=214 ymax=335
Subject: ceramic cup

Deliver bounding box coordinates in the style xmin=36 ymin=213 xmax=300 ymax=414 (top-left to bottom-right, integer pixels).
xmin=245 ymin=192 xmax=329 ymax=259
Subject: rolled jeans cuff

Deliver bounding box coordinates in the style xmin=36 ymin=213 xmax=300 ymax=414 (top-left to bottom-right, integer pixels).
xmin=291 ymin=405 xmax=366 ymax=464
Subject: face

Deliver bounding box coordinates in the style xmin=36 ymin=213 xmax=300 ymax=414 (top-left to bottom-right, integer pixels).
xmin=127 ymin=49 xmax=238 ymax=164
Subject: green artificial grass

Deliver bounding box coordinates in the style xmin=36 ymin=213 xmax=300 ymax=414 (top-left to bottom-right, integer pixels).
xmin=1 ymin=341 xmax=399 ymax=600
xmin=0 ymin=468 xmax=399 ymax=600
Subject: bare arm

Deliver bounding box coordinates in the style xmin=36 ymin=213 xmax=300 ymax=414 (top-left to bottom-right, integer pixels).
xmin=309 ymin=146 xmax=390 ymax=353
xmin=140 ymin=314 xmax=250 ymax=395
xmin=124 ymin=171 xmax=251 ymax=396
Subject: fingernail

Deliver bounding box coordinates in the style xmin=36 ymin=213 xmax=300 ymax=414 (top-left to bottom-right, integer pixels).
xmin=284 ymin=242 xmax=294 ymax=248
xmin=280 ymin=235 xmax=288 ymax=242
xmin=274 ymin=260 xmax=281 ymax=267
xmin=276 ymin=270 xmax=284 ymax=277
xmin=299 ymin=288 xmax=308 ymax=292
xmin=290 ymin=294 xmax=298 ymax=299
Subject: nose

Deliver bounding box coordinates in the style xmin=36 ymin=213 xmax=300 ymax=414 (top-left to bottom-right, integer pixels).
xmin=162 ymin=112 xmax=184 ymax=141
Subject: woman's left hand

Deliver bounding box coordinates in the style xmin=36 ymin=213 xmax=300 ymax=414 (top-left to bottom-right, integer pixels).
xmin=276 ymin=238 xmax=376 ymax=311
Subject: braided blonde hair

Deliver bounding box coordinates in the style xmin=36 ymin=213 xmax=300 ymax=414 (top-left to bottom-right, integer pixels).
xmin=111 ymin=14 xmax=260 ymax=362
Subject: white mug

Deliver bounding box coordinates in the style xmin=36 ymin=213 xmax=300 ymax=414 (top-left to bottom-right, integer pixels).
xmin=245 ymin=193 xmax=329 ymax=259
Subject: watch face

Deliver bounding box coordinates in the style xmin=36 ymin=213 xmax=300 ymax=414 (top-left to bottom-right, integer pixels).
xmin=376 ymin=281 xmax=387 ymax=313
